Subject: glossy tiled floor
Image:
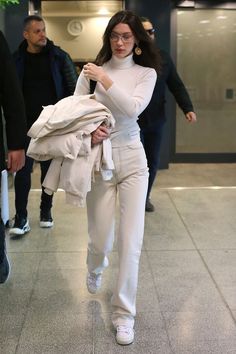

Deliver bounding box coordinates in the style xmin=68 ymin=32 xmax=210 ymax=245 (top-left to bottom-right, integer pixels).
xmin=1 ymin=163 xmax=236 ymax=354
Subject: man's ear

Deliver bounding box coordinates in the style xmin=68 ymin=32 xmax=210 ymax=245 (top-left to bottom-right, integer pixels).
xmin=23 ymin=31 xmax=28 ymax=40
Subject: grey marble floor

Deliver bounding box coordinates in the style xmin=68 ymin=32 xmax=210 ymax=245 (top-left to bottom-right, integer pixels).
xmin=1 ymin=163 xmax=236 ymax=354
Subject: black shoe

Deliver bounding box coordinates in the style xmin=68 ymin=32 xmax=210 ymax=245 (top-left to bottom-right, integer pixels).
xmin=0 ymin=242 xmax=10 ymax=284
xmin=9 ymin=215 xmax=30 ymax=236
xmin=145 ymin=199 xmax=155 ymax=212
xmin=40 ymin=210 xmax=54 ymax=228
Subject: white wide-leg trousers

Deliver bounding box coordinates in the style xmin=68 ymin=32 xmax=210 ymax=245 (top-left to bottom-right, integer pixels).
xmin=86 ymin=141 xmax=148 ymax=328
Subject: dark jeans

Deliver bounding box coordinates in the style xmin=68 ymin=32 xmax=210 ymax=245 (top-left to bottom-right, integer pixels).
xmin=14 ymin=155 xmax=53 ymax=218
xmin=0 ymin=178 xmax=5 ymax=259
xmin=140 ymin=119 xmax=165 ymax=199
xmin=0 ymin=215 xmax=5 ymax=261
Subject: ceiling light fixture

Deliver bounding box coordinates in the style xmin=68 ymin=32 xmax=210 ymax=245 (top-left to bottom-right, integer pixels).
xmin=98 ymin=7 xmax=109 ymax=15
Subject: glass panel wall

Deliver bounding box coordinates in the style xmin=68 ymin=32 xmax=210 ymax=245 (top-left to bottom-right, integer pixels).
xmin=176 ymin=8 xmax=236 ymax=153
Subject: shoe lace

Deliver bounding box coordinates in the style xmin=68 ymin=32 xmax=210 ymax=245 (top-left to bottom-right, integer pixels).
xmin=117 ymin=325 xmax=132 ymax=335
xmin=88 ymin=273 xmax=101 ymax=285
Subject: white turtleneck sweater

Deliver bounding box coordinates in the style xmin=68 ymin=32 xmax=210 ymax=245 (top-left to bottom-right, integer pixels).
xmin=74 ymin=54 xmax=157 ymax=146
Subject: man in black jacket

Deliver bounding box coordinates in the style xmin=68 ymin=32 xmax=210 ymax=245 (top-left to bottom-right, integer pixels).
xmin=139 ymin=17 xmax=197 ymax=212
xmin=0 ymin=31 xmax=27 ymax=283
xmin=9 ymin=15 xmax=78 ymax=235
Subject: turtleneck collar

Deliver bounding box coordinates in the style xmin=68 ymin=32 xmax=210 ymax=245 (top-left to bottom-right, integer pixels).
xmin=109 ymin=53 xmax=135 ymax=69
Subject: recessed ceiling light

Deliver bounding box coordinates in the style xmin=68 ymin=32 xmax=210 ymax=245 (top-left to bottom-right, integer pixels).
xmin=199 ymin=20 xmax=210 ymax=24
xmin=98 ymin=7 xmax=109 ymax=15
xmin=217 ymin=15 xmax=227 ymax=20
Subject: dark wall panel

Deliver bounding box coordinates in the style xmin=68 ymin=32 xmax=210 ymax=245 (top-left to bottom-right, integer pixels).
xmin=4 ymin=0 xmax=28 ymax=52
xmin=125 ymin=0 xmax=173 ymax=168
xmin=125 ymin=0 xmax=172 ymax=52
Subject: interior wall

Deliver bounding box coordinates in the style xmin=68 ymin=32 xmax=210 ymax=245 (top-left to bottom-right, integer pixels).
xmin=176 ymin=8 xmax=236 ymax=154
xmin=44 ymin=16 xmax=111 ymax=62
xmin=42 ymin=1 xmax=123 ymax=64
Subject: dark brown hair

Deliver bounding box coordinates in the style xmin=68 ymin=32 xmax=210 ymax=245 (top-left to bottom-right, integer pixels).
xmin=95 ymin=10 xmax=161 ymax=74
xmin=23 ymin=15 xmax=44 ymax=31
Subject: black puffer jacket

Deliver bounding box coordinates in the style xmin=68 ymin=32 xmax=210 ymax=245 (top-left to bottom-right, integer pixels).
xmin=138 ymin=49 xmax=194 ymax=129
xmin=14 ymin=39 xmax=78 ymax=103
xmin=0 ymin=31 xmax=26 ymax=171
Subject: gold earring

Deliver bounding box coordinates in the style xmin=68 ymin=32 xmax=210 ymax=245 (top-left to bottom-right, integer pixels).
xmin=134 ymin=46 xmax=142 ymax=55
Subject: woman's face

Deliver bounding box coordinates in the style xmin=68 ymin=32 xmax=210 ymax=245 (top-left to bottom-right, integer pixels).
xmin=110 ymin=23 xmax=135 ymax=58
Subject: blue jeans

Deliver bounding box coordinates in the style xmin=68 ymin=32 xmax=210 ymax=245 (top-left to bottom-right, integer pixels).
xmin=140 ymin=119 xmax=165 ymax=199
xmin=14 ymin=155 xmax=53 ymax=218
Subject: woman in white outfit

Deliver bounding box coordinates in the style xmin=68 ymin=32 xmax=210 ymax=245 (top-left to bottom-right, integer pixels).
xmin=74 ymin=10 xmax=161 ymax=345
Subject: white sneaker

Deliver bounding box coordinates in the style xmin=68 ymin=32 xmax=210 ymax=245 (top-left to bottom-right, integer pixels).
xmin=86 ymin=272 xmax=102 ymax=294
xmin=9 ymin=216 xmax=30 ymax=236
xmin=39 ymin=210 xmax=53 ymax=228
xmin=116 ymin=325 xmax=134 ymax=345
xmin=39 ymin=219 xmax=54 ymax=228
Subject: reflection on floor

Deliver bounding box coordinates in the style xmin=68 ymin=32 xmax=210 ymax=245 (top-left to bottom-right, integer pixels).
xmin=1 ymin=163 xmax=236 ymax=353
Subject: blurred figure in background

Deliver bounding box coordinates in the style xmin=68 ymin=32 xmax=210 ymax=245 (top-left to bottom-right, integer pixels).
xmin=0 ymin=31 xmax=26 ymax=283
xmin=139 ymin=17 xmax=197 ymax=212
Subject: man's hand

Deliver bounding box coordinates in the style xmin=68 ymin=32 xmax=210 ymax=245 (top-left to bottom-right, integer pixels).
xmin=7 ymin=149 xmax=25 ymax=173
xmin=185 ymin=111 xmax=197 ymax=123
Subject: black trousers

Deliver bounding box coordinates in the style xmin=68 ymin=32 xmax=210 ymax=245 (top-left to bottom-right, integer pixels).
xmin=0 ymin=177 xmax=5 ymax=260
xmin=14 ymin=155 xmax=53 ymax=218
xmin=140 ymin=119 xmax=165 ymax=199
xmin=0 ymin=216 xmax=5 ymax=261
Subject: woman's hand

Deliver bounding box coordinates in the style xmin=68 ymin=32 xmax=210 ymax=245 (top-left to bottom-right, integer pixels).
xmin=91 ymin=124 xmax=110 ymax=145
xmin=84 ymin=63 xmax=105 ymax=82
xmin=83 ymin=63 xmax=113 ymax=91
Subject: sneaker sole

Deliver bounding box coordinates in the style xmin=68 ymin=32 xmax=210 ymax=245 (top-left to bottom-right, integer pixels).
xmin=87 ymin=286 xmax=97 ymax=294
xmin=39 ymin=221 xmax=54 ymax=228
xmin=9 ymin=225 xmax=30 ymax=235
xmin=116 ymin=336 xmax=134 ymax=346
xmin=145 ymin=208 xmax=155 ymax=212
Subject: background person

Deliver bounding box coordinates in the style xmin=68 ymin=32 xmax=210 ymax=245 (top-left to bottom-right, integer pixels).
xmin=9 ymin=15 xmax=78 ymax=236
xmin=0 ymin=31 xmax=26 ymax=283
xmin=139 ymin=17 xmax=197 ymax=212
xmin=74 ymin=10 xmax=161 ymax=345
